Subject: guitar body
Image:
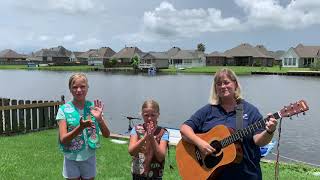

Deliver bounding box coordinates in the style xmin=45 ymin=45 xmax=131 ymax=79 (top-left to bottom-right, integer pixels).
xmin=176 ymin=125 xmax=242 ymax=180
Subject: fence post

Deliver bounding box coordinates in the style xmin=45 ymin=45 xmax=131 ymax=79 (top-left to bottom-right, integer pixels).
xmin=38 ymin=100 xmax=44 ymax=129
xmin=0 ymin=98 xmax=3 ymax=134
xmin=31 ymin=100 xmax=37 ymax=130
xmin=49 ymin=101 xmax=55 ymax=127
xmin=43 ymin=101 xmax=49 ymax=129
xmin=25 ymin=100 xmax=31 ymax=131
xmin=4 ymin=99 xmax=10 ymax=134
xmin=11 ymin=99 xmax=18 ymax=133
xmin=18 ymin=100 xmax=25 ymax=132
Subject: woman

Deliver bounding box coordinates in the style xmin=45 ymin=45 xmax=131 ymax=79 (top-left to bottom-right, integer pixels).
xmin=56 ymin=73 xmax=110 ymax=180
xmin=128 ymin=99 xmax=169 ymax=180
xmin=180 ymin=68 xmax=277 ymax=180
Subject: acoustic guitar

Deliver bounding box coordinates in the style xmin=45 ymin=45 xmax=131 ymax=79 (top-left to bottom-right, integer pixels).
xmin=176 ymin=100 xmax=309 ymax=180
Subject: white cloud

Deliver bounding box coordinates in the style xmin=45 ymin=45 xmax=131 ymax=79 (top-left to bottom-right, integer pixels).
xmin=62 ymin=34 xmax=75 ymax=42
xmin=141 ymin=1 xmax=243 ymax=39
xmin=48 ymin=0 xmax=95 ymax=14
xmin=76 ymin=37 xmax=102 ymax=48
xmin=39 ymin=35 xmax=51 ymax=41
xmin=235 ymin=0 xmax=320 ymax=29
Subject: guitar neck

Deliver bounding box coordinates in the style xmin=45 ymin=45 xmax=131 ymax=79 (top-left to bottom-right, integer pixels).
xmin=220 ymin=112 xmax=281 ymax=148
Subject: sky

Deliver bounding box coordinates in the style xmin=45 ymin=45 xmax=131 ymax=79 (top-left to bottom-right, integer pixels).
xmin=1 ymin=0 xmax=320 ymax=54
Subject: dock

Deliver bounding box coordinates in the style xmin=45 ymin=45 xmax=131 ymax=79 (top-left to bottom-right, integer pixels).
xmin=252 ymin=71 xmax=320 ymax=76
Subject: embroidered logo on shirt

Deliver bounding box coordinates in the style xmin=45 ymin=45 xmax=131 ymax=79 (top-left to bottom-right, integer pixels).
xmin=243 ymin=114 xmax=248 ymax=120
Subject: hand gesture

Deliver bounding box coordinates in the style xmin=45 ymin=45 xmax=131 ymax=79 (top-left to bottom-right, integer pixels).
xmin=90 ymin=99 xmax=104 ymax=122
xmin=143 ymin=121 xmax=156 ymax=140
xmin=80 ymin=116 xmax=92 ymax=129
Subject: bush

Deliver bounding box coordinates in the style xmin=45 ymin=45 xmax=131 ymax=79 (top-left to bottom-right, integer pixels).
xmin=310 ymin=60 xmax=320 ymax=71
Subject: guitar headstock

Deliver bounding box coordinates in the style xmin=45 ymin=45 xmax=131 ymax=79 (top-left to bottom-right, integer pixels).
xmin=279 ymin=100 xmax=309 ymax=118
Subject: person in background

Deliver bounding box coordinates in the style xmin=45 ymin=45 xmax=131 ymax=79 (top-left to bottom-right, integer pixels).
xmin=128 ymin=99 xmax=169 ymax=180
xmin=180 ymin=68 xmax=277 ymax=180
xmin=56 ymin=73 xmax=110 ymax=180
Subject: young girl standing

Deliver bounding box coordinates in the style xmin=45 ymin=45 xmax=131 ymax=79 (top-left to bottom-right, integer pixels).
xmin=56 ymin=73 xmax=110 ymax=180
xmin=128 ymin=100 xmax=169 ymax=180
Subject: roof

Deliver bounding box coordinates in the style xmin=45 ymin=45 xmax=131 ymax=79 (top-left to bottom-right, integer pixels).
xmin=79 ymin=47 xmax=116 ymax=59
xmin=143 ymin=52 xmax=169 ymax=59
xmin=224 ymin=43 xmax=270 ymax=58
xmin=112 ymin=47 xmax=145 ymax=59
xmin=0 ymin=49 xmax=25 ymax=58
xmin=33 ymin=46 xmax=71 ymax=57
xmin=171 ymin=50 xmax=205 ymax=60
xmin=294 ymin=44 xmax=320 ymax=58
xmin=167 ymin=47 xmax=181 ymax=57
xmin=206 ymin=51 xmax=226 ymax=57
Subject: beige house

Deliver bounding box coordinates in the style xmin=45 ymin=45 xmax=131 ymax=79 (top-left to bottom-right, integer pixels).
xmin=140 ymin=52 xmax=169 ymax=69
xmin=78 ymin=47 xmax=115 ymax=66
xmin=170 ymin=49 xmax=206 ymax=68
xmin=0 ymin=49 xmax=26 ymax=61
xmin=207 ymin=43 xmax=274 ymax=67
xmin=111 ymin=46 xmax=145 ymax=65
xmin=28 ymin=46 xmax=71 ymax=64
xmin=281 ymin=44 xmax=320 ymax=68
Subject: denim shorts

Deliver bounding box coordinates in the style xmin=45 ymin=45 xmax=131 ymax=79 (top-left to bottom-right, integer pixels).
xmin=63 ymin=155 xmax=96 ymax=179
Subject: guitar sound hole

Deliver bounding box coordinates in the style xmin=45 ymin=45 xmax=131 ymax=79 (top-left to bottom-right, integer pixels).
xmin=204 ymin=140 xmax=223 ymax=168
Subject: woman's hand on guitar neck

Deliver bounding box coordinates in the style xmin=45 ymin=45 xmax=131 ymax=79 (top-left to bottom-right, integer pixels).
xmin=196 ymin=138 xmax=216 ymax=156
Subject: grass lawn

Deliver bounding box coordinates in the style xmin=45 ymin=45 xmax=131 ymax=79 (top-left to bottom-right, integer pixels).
xmin=0 ymin=129 xmax=319 ymax=180
xmin=159 ymin=66 xmax=311 ymax=75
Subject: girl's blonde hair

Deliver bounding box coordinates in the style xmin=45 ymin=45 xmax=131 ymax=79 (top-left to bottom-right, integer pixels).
xmin=142 ymin=99 xmax=160 ymax=114
xmin=209 ymin=68 xmax=242 ymax=105
xmin=68 ymin=73 xmax=89 ymax=90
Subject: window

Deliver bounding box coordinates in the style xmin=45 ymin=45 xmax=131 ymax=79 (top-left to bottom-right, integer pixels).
xmin=288 ymin=58 xmax=292 ymax=65
xmin=284 ymin=58 xmax=288 ymax=65
xmin=293 ymin=58 xmax=296 ymax=65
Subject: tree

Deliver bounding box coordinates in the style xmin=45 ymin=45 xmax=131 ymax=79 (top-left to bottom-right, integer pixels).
xmin=131 ymin=55 xmax=140 ymax=70
xmin=197 ymin=43 xmax=206 ymax=52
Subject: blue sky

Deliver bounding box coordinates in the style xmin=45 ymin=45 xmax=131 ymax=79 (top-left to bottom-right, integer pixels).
xmin=1 ymin=0 xmax=320 ymax=54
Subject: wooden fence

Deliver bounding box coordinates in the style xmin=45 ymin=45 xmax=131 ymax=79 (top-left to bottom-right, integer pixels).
xmin=0 ymin=96 xmax=65 ymax=135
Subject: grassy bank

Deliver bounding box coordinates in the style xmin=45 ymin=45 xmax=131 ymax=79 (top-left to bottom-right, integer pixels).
xmin=159 ymin=66 xmax=311 ymax=75
xmin=0 ymin=65 xmax=312 ymax=75
xmin=0 ymin=130 xmax=319 ymax=179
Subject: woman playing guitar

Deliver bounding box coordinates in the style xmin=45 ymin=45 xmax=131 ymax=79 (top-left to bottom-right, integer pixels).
xmin=180 ymin=68 xmax=277 ymax=180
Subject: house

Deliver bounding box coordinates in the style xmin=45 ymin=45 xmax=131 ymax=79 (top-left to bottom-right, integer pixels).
xmin=281 ymin=44 xmax=320 ymax=68
xmin=140 ymin=52 xmax=169 ymax=69
xmin=255 ymin=45 xmax=284 ymax=65
xmin=0 ymin=49 xmax=26 ymax=61
xmin=167 ymin=47 xmax=181 ymax=65
xmin=28 ymin=46 xmax=71 ymax=64
xmin=223 ymin=43 xmax=274 ymax=66
xmin=111 ymin=46 xmax=145 ymax=65
xmin=78 ymin=47 xmax=115 ymax=66
xmin=206 ymin=51 xmax=229 ymax=66
xmin=69 ymin=51 xmax=85 ymax=62
xmin=170 ymin=49 xmax=206 ymax=68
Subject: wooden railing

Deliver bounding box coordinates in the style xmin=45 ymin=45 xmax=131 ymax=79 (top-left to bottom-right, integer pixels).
xmin=0 ymin=96 xmax=65 ymax=135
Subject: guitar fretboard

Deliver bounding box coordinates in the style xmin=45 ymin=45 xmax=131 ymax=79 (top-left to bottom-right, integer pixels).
xmin=220 ymin=112 xmax=280 ymax=148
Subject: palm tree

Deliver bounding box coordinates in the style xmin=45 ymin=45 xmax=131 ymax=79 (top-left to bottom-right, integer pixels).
xmin=197 ymin=43 xmax=205 ymax=52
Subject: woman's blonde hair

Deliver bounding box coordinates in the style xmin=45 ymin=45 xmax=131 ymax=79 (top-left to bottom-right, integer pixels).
xmin=209 ymin=68 xmax=242 ymax=105
xmin=142 ymin=99 xmax=160 ymax=114
xmin=68 ymin=73 xmax=89 ymax=90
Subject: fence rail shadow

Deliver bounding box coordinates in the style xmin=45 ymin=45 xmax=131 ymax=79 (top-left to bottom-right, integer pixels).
xmin=0 ymin=96 xmax=65 ymax=135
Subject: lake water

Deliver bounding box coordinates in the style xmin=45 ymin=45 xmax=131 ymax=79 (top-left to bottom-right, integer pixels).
xmin=0 ymin=69 xmax=319 ymax=167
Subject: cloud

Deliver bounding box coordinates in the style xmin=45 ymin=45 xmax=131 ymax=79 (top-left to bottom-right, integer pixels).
xmin=141 ymin=1 xmax=243 ymax=39
xmin=62 ymin=34 xmax=75 ymax=42
xmin=39 ymin=35 xmax=51 ymax=41
xmin=235 ymin=0 xmax=320 ymax=29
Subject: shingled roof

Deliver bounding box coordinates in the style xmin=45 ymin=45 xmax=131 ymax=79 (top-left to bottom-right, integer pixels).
xmin=33 ymin=46 xmax=71 ymax=57
xmin=171 ymin=50 xmax=205 ymax=60
xmin=294 ymin=44 xmax=320 ymax=58
xmin=112 ymin=47 xmax=145 ymax=59
xmin=224 ymin=43 xmax=270 ymax=58
xmin=0 ymin=49 xmax=25 ymax=58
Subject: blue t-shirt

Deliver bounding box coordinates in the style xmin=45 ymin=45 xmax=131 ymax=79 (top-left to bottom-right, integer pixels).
xmin=184 ymin=100 xmax=264 ymax=180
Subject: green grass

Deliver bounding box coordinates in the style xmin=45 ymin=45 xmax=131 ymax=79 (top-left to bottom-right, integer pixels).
xmin=0 ymin=65 xmax=96 ymax=71
xmin=0 ymin=130 xmax=319 ymax=179
xmin=159 ymin=66 xmax=311 ymax=75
